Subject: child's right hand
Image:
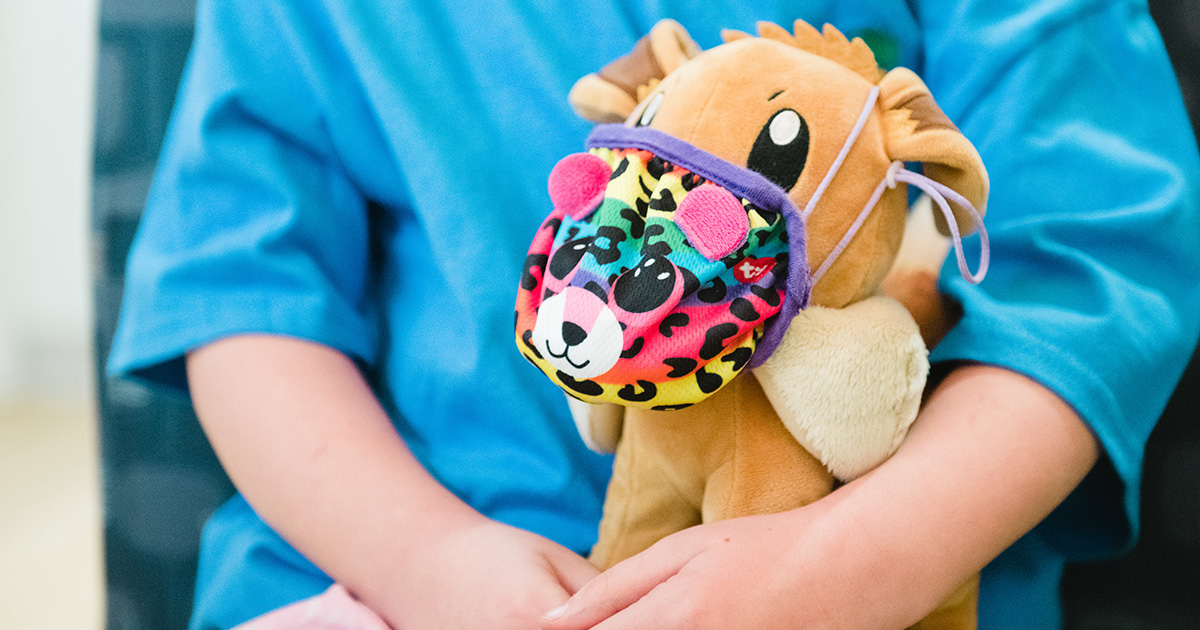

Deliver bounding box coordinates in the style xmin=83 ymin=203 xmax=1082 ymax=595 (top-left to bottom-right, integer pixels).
xmin=376 ymin=518 xmax=598 ymax=629
xmin=187 ymin=334 xmax=597 ymax=630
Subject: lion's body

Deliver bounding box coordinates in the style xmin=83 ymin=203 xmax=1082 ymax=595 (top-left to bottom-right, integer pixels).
xmin=589 ymin=375 xmax=833 ymax=569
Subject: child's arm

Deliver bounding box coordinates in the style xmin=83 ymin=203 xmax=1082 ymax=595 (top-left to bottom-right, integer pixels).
xmin=186 ymin=334 xmax=599 ymax=629
xmin=540 ymin=364 xmax=1099 ymax=629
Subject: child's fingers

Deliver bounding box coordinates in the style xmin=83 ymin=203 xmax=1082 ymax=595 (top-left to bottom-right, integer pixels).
xmin=540 ymin=537 xmax=701 ymax=630
xmin=545 ymin=547 xmax=601 ymax=595
xmin=582 ymin=574 xmax=704 ymax=630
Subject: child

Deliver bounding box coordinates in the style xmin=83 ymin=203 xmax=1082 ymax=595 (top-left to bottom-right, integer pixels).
xmin=109 ymin=1 xmax=1200 ymax=628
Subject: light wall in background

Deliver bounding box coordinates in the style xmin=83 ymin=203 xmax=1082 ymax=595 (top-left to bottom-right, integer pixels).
xmin=0 ymin=0 xmax=100 ymax=402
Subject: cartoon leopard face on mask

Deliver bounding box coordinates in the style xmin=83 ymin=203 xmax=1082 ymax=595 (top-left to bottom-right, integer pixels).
xmin=515 ymin=126 xmax=811 ymax=409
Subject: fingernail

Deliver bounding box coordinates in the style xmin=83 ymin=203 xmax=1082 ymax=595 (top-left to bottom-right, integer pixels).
xmin=543 ymin=604 xmax=568 ymax=621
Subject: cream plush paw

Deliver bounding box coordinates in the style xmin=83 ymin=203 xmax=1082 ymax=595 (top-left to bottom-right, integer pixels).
xmin=566 ymin=397 xmax=625 ymax=453
xmin=753 ymin=295 xmax=928 ymax=480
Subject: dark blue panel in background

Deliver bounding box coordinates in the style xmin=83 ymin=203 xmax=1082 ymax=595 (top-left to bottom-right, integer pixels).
xmin=92 ymin=1 xmax=235 ymax=629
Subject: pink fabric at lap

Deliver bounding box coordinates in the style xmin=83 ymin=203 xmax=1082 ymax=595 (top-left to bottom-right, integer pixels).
xmin=234 ymin=584 xmax=391 ymax=630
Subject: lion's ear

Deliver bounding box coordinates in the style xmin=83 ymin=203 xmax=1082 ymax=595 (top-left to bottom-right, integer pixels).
xmin=568 ymin=19 xmax=700 ymax=123
xmin=878 ymin=67 xmax=989 ymax=236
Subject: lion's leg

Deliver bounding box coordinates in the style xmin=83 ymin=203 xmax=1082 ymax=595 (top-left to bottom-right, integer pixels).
xmin=702 ymin=376 xmax=834 ymax=522
xmin=589 ymin=415 xmax=707 ymax=570
xmin=907 ymin=574 xmax=979 ymax=630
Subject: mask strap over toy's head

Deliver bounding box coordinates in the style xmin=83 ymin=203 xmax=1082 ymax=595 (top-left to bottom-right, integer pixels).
xmin=804 ymin=86 xmax=989 ymax=287
xmin=812 ymin=161 xmax=989 ymax=285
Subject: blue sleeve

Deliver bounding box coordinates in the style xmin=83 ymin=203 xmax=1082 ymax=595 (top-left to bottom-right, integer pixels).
xmin=107 ymin=1 xmax=385 ymax=391
xmin=917 ymin=0 xmax=1200 ymax=556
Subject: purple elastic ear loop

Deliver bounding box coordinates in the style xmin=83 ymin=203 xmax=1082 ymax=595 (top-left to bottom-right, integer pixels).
xmin=800 ymin=87 xmax=881 ymax=222
xmin=811 ymin=160 xmax=990 ymax=285
xmin=799 ymin=83 xmax=988 ymax=286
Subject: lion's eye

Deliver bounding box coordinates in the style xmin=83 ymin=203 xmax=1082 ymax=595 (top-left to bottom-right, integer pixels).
xmin=769 ymin=110 xmax=802 ymax=145
xmin=636 ymin=92 xmax=664 ymax=127
xmin=747 ymin=108 xmax=809 ymax=191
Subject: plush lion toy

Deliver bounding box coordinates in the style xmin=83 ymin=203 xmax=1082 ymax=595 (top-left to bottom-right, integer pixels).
xmin=515 ymin=19 xmax=989 ymax=629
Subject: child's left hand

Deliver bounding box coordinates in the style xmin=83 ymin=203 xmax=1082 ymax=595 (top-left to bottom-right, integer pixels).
xmin=540 ymin=505 xmax=912 ymax=630
xmin=541 ymin=365 xmax=1101 ymax=630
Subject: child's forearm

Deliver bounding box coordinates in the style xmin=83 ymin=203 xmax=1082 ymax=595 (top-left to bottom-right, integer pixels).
xmin=829 ymin=364 xmax=1101 ymax=614
xmin=185 ymin=335 xmax=485 ymax=613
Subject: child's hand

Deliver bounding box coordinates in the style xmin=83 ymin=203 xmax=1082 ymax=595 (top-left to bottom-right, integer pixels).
xmin=538 ymin=508 xmax=909 ymax=630
xmin=539 ymin=365 xmax=1101 ymax=630
xmin=378 ymin=518 xmax=599 ymax=630
xmin=187 ymin=335 xmax=598 ymax=630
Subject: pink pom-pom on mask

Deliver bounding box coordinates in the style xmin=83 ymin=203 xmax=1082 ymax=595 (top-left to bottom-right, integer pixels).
xmin=675 ymin=183 xmax=749 ymax=260
xmin=548 ymin=153 xmax=612 ymax=219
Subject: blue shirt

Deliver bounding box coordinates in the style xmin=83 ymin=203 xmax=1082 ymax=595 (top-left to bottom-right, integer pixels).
xmin=108 ymin=1 xmax=1200 ymax=628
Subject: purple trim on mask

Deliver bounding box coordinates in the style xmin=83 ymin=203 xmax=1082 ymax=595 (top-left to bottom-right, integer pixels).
xmin=586 ymin=124 xmax=810 ymax=366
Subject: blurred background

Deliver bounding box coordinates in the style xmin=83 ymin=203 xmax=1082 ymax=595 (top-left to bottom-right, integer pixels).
xmin=1 ymin=0 xmax=1197 ymax=629
xmin=0 ymin=0 xmax=104 ymax=629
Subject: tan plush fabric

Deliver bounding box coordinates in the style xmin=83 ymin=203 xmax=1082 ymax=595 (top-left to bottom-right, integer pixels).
xmin=754 ymin=295 xmax=928 ymax=481
xmin=884 ymin=197 xmax=961 ymax=348
xmin=877 ymin=68 xmax=989 ymax=237
xmin=589 ymin=375 xmax=834 ymax=569
xmin=909 ymin=575 xmax=981 ymax=630
xmin=566 ymin=397 xmax=624 ymax=453
xmin=568 ymin=19 xmax=699 ymax=123
xmin=567 ymin=75 xmax=639 ymax=124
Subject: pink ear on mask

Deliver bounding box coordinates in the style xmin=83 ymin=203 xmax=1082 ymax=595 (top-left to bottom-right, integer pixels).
xmin=548 ymin=153 xmax=612 ymax=219
xmin=675 ymin=184 xmax=749 ymax=260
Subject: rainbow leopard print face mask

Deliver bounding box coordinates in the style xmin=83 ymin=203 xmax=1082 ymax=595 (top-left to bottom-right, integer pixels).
xmin=515 ymin=125 xmax=812 ymax=410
